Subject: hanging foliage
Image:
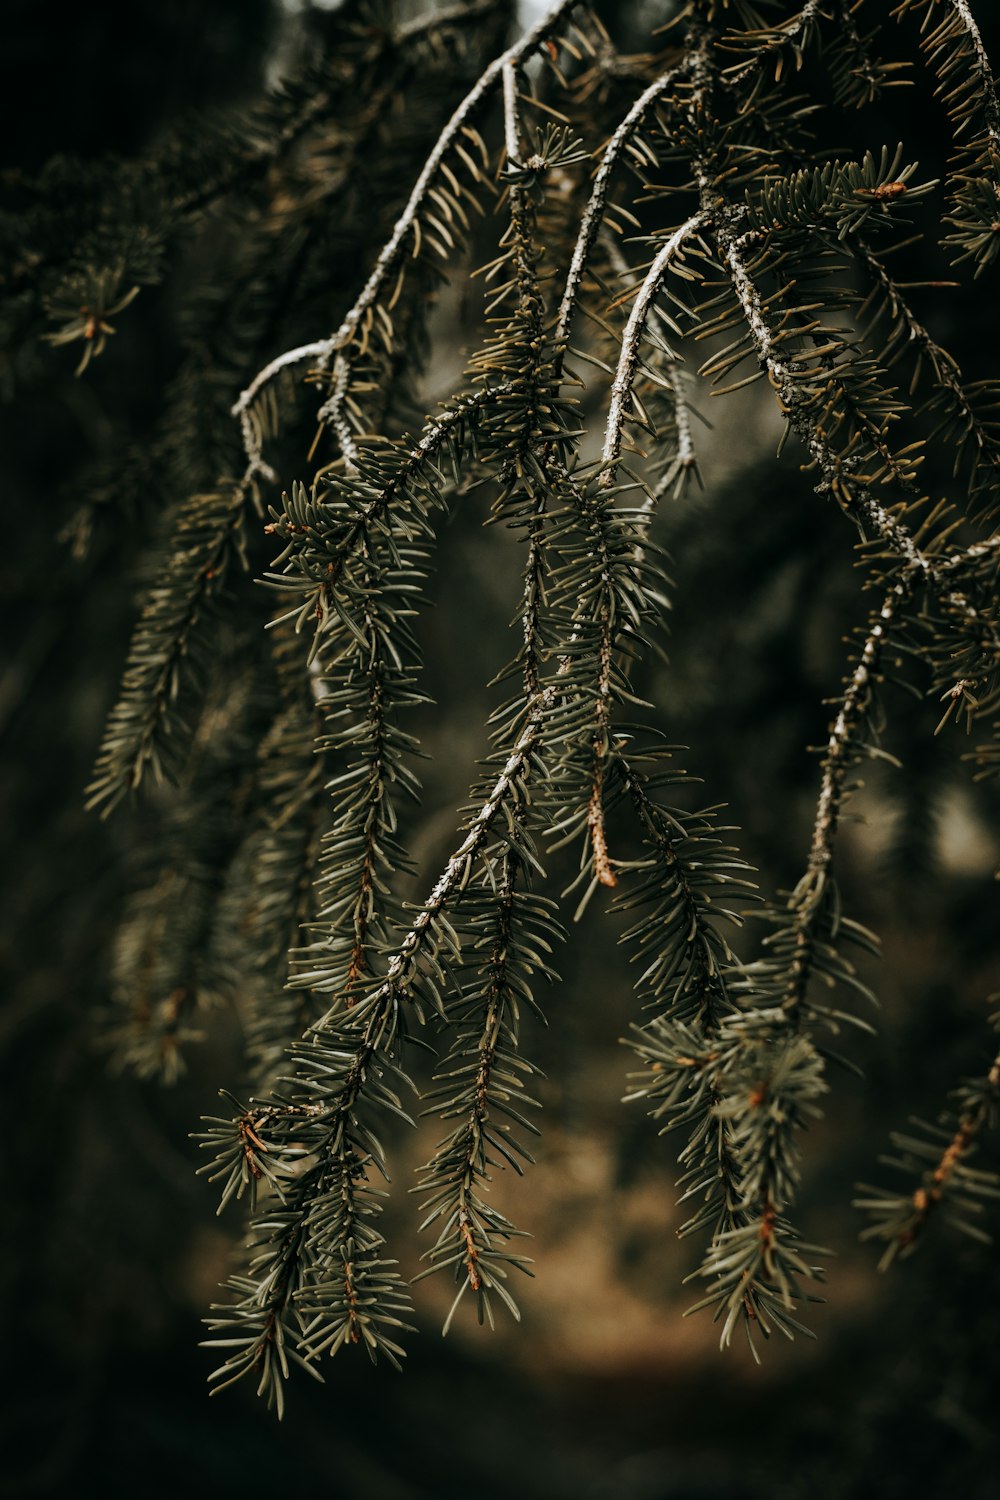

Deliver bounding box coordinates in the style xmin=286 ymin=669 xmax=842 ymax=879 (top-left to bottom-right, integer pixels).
xmin=17 ymin=0 xmax=1000 ymax=1410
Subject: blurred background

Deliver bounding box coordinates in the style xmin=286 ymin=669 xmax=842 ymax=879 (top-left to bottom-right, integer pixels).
xmin=2 ymin=1 xmax=1000 ymax=1495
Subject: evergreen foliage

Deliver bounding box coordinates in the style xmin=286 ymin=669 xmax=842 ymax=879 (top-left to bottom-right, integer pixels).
xmin=14 ymin=0 xmax=1000 ymax=1417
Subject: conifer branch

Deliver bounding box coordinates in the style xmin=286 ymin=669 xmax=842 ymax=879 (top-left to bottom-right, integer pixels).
xmin=555 ymin=61 xmax=691 ymax=355
xmin=264 ymin=382 xmax=516 ymax=636
xmin=86 ymin=473 xmax=258 ymax=813
xmin=742 ymin=586 xmax=908 ymax=1050
xmin=720 ymin=0 xmax=829 ymax=92
xmin=543 ymin=472 xmax=666 ymax=900
xmin=855 ymin=240 xmax=1000 ymax=518
xmin=234 ymin=694 xmax=328 ymax=1092
xmin=857 ymin=1018 xmax=1000 ymax=1266
xmin=19 ymin=11 xmax=503 ymax=380
xmin=613 ymin=750 xmax=825 ymax=1351
xmin=415 ymin=807 xmax=559 ymax=1330
xmin=950 ymin=0 xmax=1000 ymax=133
xmin=804 ymin=585 xmax=907 ymax=901
xmin=616 ymin=752 xmax=752 ymax=1036
xmin=55 ymin=0 xmax=1000 ymax=1400
xmin=232 ymin=343 xmax=330 ymax=426
xmin=826 ymin=0 xmax=887 ymax=108
xmin=602 ymin=235 xmax=700 ymax=506
xmin=713 ymin=214 xmax=1000 ymax=654
xmin=894 ymin=0 xmax=1000 ymax=271
xmin=690 ymin=1032 xmax=830 ymax=1356
xmin=328 ymin=0 xmax=584 ymax=339
xmin=601 ymin=214 xmax=709 ymax=481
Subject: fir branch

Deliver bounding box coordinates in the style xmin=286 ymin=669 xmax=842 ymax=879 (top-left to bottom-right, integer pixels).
xmin=86 ymin=473 xmax=258 ymax=813
xmin=226 ymin=650 xmax=330 ymax=1092
xmin=854 ymin=239 xmax=1000 ymax=520
xmin=601 ymin=214 xmax=709 ymax=481
xmin=602 ymin=234 xmax=700 ymax=507
xmin=827 ymin=0 xmax=906 ymax=108
xmin=293 ymin=0 xmax=587 ymax=457
xmin=325 ymin=1 xmax=585 ymax=358
xmin=232 ymin=342 xmax=329 ymax=431
xmin=61 ymin=0 xmax=1000 ymax=1395
xmin=415 ymin=812 xmax=560 ymax=1331
xmin=615 ymin=748 xmax=784 ymax=1340
xmin=615 ymin=749 xmax=754 ymax=1036
xmin=760 ymin=585 xmax=906 ymax=1037
xmin=719 ymin=0 xmax=830 ymax=93
xmin=263 ymin=382 xmax=516 ymax=638
xmin=294 ymin=527 xmax=420 ymax=1008
xmin=894 ymin=0 xmax=1000 ymax=271
xmin=689 ymin=1031 xmax=831 ymax=1356
xmin=488 ymin=66 xmax=561 ymax=696
xmin=204 ymin=1005 xmax=417 ymax=1403
xmin=203 ymin=687 xmax=555 ymax=1391
xmin=203 ymin=1206 xmax=315 ymax=1419
xmin=543 ymin=471 xmax=668 ymax=900
xmin=712 ymin=210 xmax=1000 ymax=654
xmin=554 ymin=60 xmax=692 ymax=355
xmin=804 ymin=586 xmax=906 ymax=901
xmin=857 ymin=1017 xmax=1000 ymax=1266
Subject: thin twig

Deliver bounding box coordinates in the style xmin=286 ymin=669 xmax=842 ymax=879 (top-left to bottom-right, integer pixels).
xmin=602 ymin=213 xmax=708 ymax=481
xmin=324 ymin=0 xmax=584 ymax=364
xmin=232 ymin=342 xmax=329 ymax=420
xmin=807 ymin=583 xmax=906 ymax=890
xmin=555 ymin=61 xmax=690 ymax=355
xmin=398 ymin=0 xmax=503 ymax=43
xmin=949 ymin=0 xmax=1000 ymax=147
xmin=715 ymin=219 xmax=1000 ymax=651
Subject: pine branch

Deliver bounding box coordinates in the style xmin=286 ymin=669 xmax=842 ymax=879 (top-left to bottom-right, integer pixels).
xmin=712 ymin=210 xmax=1000 ymax=656
xmin=894 ymin=0 xmax=1000 ymax=272
xmin=60 ymin=0 xmax=1000 ymax=1395
xmin=854 ymin=238 xmax=1000 ymax=521
xmin=415 ymin=808 xmax=560 ymax=1331
xmin=601 ymin=214 xmax=709 ymax=480
xmin=555 ymin=59 xmax=692 ymax=356
xmin=602 ymin=234 xmax=701 ymax=506
xmin=857 ymin=1014 xmax=1000 ymax=1265
xmin=86 ymin=474 xmax=259 ymax=813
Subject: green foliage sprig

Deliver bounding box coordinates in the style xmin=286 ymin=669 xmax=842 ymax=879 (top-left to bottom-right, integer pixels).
xmin=857 ymin=1011 xmax=1000 ymax=1265
xmin=31 ymin=0 xmax=1000 ymax=1405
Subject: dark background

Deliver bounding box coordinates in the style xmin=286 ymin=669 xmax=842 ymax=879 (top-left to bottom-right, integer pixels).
xmin=2 ymin=3 xmax=1000 ymax=1496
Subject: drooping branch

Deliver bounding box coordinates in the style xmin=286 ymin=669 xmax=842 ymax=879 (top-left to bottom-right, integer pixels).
xmin=415 ymin=812 xmax=557 ymax=1331
xmin=857 ymin=1024 xmax=1000 ymax=1267
xmin=804 ymin=586 xmax=906 ymax=898
xmin=601 ymin=213 xmax=709 ymax=481
xmin=602 ymin=234 xmax=700 ymax=508
xmin=855 ymin=240 xmax=1000 ymax=517
xmin=713 ymin=214 xmax=1000 ymax=658
xmin=58 ymin=0 xmax=1000 ymax=1401
xmin=554 ymin=61 xmax=691 ymax=357
xmin=324 ymin=0 xmax=584 ymax=364
xmin=86 ymin=474 xmax=259 ymax=813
